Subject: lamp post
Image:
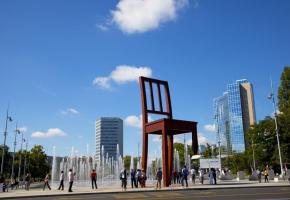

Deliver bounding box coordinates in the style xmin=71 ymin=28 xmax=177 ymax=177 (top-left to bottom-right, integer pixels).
xmin=251 ymin=136 xmax=256 ymax=171
xmin=1 ymin=108 xmax=13 ymax=174
xmin=268 ymin=79 xmax=283 ymax=177
xmin=215 ymin=106 xmax=222 ymax=174
xmin=11 ymin=124 xmax=20 ymax=181
xmin=23 ymin=138 xmax=28 ymax=179
xmin=17 ymin=130 xmax=24 ymax=181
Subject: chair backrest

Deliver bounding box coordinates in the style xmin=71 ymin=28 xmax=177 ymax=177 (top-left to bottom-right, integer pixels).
xmin=139 ymin=76 xmax=173 ymax=124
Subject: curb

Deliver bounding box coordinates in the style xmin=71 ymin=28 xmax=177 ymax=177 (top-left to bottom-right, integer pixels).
xmin=1 ymin=184 xmax=290 ymax=199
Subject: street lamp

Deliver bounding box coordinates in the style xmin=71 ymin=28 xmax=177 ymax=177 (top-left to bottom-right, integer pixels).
xmin=1 ymin=108 xmax=13 ymax=174
xmin=268 ymin=79 xmax=283 ymax=177
xmin=18 ymin=130 xmax=24 ymax=181
xmin=11 ymin=124 xmax=20 ymax=181
xmin=23 ymin=138 xmax=28 ymax=179
xmin=215 ymin=106 xmax=222 ymax=174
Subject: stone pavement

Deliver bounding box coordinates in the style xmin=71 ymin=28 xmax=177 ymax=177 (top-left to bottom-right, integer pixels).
xmin=1 ymin=180 xmax=290 ymax=199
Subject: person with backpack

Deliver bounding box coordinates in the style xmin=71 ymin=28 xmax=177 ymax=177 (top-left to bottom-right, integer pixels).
xmin=155 ymin=168 xmax=162 ymax=189
xmin=181 ymin=165 xmax=189 ymax=187
xmin=90 ymin=169 xmax=98 ymax=189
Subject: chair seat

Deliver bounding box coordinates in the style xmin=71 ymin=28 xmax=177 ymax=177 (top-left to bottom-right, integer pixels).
xmin=145 ymin=118 xmax=197 ymax=135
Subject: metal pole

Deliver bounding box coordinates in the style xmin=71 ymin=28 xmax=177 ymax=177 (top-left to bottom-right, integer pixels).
xmin=18 ymin=131 xmax=24 ymax=181
xmin=251 ymin=137 xmax=256 ymax=171
xmin=1 ymin=108 xmax=12 ymax=174
xmin=215 ymin=106 xmax=222 ymax=173
xmin=269 ymin=79 xmax=283 ymax=176
xmin=23 ymin=139 xmax=28 ymax=179
xmin=11 ymin=123 xmax=19 ymax=181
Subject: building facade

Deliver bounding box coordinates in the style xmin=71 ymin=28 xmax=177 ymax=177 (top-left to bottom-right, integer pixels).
xmin=214 ymin=79 xmax=256 ymax=155
xmin=95 ymin=117 xmax=123 ymax=162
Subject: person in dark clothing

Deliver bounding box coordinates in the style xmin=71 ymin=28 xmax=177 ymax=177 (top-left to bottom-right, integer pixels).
xmin=173 ymin=170 xmax=177 ymax=184
xmin=213 ymin=168 xmax=217 ymax=185
xmin=181 ymin=166 xmax=189 ymax=187
xmin=155 ymin=168 xmax=162 ymax=189
xmin=90 ymin=169 xmax=98 ymax=189
xmin=130 ymin=169 xmax=137 ymax=188
xmin=120 ymin=169 xmax=127 ymax=191
xmin=43 ymin=173 xmax=51 ymax=190
xmin=24 ymin=173 xmax=31 ymax=191
xmin=58 ymin=171 xmax=64 ymax=190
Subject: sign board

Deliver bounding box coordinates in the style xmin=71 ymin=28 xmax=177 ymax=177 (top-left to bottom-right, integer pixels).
xmin=199 ymin=158 xmax=220 ymax=169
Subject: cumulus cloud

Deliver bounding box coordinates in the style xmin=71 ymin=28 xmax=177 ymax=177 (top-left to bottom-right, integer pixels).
xmin=204 ymin=124 xmax=216 ymax=133
xmin=93 ymin=65 xmax=152 ymax=89
xmin=31 ymin=128 xmax=66 ymax=138
xmin=61 ymin=108 xmax=79 ymax=115
xmin=125 ymin=115 xmax=142 ymax=129
xmin=198 ymin=133 xmax=211 ymax=145
xmin=111 ymin=0 xmax=189 ymax=34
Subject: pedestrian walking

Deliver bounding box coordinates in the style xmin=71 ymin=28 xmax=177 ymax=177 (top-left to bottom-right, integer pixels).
xmin=256 ymin=169 xmax=261 ymax=183
xmin=120 ymin=169 xmax=127 ymax=191
xmin=43 ymin=173 xmax=51 ymax=191
xmin=68 ymin=169 xmax=75 ymax=192
xmin=130 ymin=169 xmax=137 ymax=188
xmin=24 ymin=173 xmax=31 ymax=191
xmin=173 ymin=170 xmax=177 ymax=184
xmin=191 ymin=168 xmax=196 ymax=184
xmin=199 ymin=169 xmax=204 ymax=184
xmin=140 ymin=169 xmax=147 ymax=188
xmin=57 ymin=171 xmax=64 ymax=190
xmin=0 ymin=174 xmax=5 ymax=192
xmin=136 ymin=169 xmax=141 ymax=187
xmin=181 ymin=166 xmax=189 ymax=187
xmin=209 ymin=169 xmax=214 ymax=185
xmin=213 ymin=168 xmax=217 ymax=185
xmin=155 ymin=168 xmax=162 ymax=189
xmin=264 ymin=169 xmax=269 ymax=183
xmin=90 ymin=169 xmax=98 ymax=189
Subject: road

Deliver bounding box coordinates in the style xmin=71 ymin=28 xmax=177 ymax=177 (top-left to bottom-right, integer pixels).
xmin=12 ymin=186 xmax=290 ymax=200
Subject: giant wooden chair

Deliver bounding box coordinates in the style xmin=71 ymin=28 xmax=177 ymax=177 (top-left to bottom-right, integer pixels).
xmin=139 ymin=76 xmax=198 ymax=187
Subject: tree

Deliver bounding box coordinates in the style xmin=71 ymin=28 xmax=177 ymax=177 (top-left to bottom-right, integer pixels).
xmin=28 ymin=145 xmax=50 ymax=179
xmin=278 ymin=66 xmax=290 ymax=113
xmin=0 ymin=145 xmax=12 ymax=177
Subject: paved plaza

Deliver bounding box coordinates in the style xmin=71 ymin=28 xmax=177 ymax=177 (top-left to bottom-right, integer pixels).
xmin=1 ymin=180 xmax=289 ymax=199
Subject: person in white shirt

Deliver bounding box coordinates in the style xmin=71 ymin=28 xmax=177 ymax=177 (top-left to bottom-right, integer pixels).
xmin=191 ymin=168 xmax=196 ymax=184
xmin=57 ymin=171 xmax=64 ymax=190
xmin=68 ymin=169 xmax=75 ymax=192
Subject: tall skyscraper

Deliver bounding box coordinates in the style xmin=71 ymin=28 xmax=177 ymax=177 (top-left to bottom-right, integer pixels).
xmin=214 ymin=79 xmax=256 ymax=155
xmin=95 ymin=117 xmax=123 ymax=162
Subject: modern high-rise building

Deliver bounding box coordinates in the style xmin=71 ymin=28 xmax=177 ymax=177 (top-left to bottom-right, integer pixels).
xmin=214 ymin=79 xmax=256 ymax=155
xmin=95 ymin=117 xmax=123 ymax=162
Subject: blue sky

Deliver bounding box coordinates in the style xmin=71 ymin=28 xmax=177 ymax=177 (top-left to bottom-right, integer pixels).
xmin=0 ymin=0 xmax=289 ymax=158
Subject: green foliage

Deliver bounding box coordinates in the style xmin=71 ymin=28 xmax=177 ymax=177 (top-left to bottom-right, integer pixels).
xmin=28 ymin=145 xmax=50 ymax=179
xmin=202 ymin=144 xmax=218 ymax=158
xmin=0 ymin=145 xmax=12 ymax=177
xmin=278 ymin=66 xmax=290 ymax=113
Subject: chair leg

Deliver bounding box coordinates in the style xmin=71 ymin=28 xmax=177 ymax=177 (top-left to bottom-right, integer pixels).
xmin=192 ymin=127 xmax=198 ymax=154
xmin=168 ymin=134 xmax=173 ymax=186
xmin=142 ymin=132 xmax=148 ymax=172
xmin=162 ymin=128 xmax=169 ymax=187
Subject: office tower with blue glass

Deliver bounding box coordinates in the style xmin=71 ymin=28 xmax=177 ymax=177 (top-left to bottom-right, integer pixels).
xmin=214 ymin=79 xmax=256 ymax=155
xmin=95 ymin=117 xmax=123 ymax=162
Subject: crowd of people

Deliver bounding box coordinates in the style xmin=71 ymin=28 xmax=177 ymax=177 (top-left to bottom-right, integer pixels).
xmin=1 ymin=164 xmax=289 ymax=193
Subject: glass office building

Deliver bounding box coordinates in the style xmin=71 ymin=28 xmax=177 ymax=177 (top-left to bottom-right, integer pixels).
xmin=214 ymin=79 xmax=256 ymax=155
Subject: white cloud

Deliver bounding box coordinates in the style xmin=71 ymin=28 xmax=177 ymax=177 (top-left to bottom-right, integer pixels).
xmin=97 ymin=24 xmax=109 ymax=31
xmin=111 ymin=0 xmax=189 ymax=34
xmin=93 ymin=65 xmax=152 ymax=89
xmin=18 ymin=126 xmax=28 ymax=133
xmin=124 ymin=115 xmax=142 ymax=129
xmin=124 ymin=114 xmax=153 ymax=129
xmin=204 ymin=124 xmax=216 ymax=133
xmin=174 ymin=137 xmax=183 ymax=143
xmin=31 ymin=128 xmax=66 ymax=138
xmin=61 ymin=108 xmax=79 ymax=115
xmin=198 ymin=133 xmax=211 ymax=145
